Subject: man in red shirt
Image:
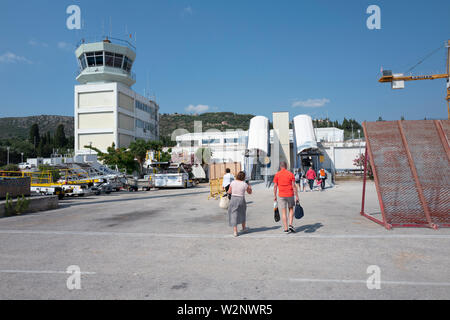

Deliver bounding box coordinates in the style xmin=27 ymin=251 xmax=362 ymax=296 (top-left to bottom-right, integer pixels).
xmin=274 ymin=162 xmax=299 ymax=234
xmin=306 ymin=167 xmax=317 ymax=191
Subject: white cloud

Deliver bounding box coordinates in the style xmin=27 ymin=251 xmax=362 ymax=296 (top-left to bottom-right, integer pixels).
xmin=182 ymin=6 xmax=193 ymax=16
xmin=291 ymin=98 xmax=330 ymax=108
xmin=28 ymin=39 xmax=48 ymax=47
xmin=185 ymin=104 xmax=210 ymax=114
xmin=0 ymin=52 xmax=32 ymax=64
xmin=57 ymin=41 xmax=71 ymax=51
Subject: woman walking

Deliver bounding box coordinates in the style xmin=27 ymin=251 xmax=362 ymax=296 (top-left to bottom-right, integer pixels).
xmin=295 ymin=169 xmax=301 ymax=192
xmin=301 ymin=170 xmax=308 ymax=192
xmin=227 ymin=171 xmax=252 ymax=237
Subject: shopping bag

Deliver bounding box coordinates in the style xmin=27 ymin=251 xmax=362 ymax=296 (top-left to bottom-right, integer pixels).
xmin=294 ymin=201 xmax=304 ymax=220
xmin=274 ymin=201 xmax=280 ymax=222
xmin=219 ymin=195 xmax=229 ymax=209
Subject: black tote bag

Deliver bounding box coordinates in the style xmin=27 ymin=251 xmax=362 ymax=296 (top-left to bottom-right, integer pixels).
xmin=294 ymin=201 xmax=304 ymax=220
xmin=274 ymin=207 xmax=280 ymax=222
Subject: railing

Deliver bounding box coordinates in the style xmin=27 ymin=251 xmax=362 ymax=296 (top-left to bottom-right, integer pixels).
xmin=76 ymin=36 xmax=136 ymax=51
xmin=75 ymin=68 xmax=136 ymax=80
xmin=0 ymin=171 xmax=53 ymax=185
xmin=0 ymin=170 xmax=99 ymax=186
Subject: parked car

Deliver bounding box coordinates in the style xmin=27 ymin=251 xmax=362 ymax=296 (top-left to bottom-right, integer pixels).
xmin=18 ymin=162 xmax=32 ymax=170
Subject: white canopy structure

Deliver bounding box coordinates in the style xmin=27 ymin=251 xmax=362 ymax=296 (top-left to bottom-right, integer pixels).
xmin=293 ymin=114 xmax=318 ymax=154
xmin=247 ymin=116 xmax=270 ymax=156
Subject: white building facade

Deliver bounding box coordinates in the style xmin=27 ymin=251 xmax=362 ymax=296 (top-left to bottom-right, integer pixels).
xmin=314 ymin=127 xmax=344 ymax=142
xmin=173 ymin=131 xmax=248 ymax=164
xmin=74 ymin=39 xmax=159 ymax=154
xmin=173 ymin=126 xmax=364 ymax=173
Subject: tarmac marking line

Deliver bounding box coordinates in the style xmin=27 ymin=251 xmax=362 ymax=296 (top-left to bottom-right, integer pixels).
xmin=0 ymin=230 xmax=449 ymax=239
xmin=289 ymin=278 xmax=450 ymax=287
xmin=0 ymin=270 xmax=96 ymax=275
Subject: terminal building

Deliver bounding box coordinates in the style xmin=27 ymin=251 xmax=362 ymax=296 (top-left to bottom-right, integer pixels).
xmin=74 ymin=38 xmax=159 ymax=154
xmin=172 ymin=112 xmax=364 ymax=178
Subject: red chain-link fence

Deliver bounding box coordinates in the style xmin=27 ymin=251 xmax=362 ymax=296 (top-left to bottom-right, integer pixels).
xmin=360 ymin=120 xmax=450 ymax=229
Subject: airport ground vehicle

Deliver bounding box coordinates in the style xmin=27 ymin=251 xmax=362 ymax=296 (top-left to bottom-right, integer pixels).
xmin=147 ymin=163 xmax=195 ymax=188
xmin=18 ymin=162 xmax=32 ymax=170
xmin=125 ymin=176 xmax=153 ymax=192
xmin=30 ymin=186 xmax=65 ymax=200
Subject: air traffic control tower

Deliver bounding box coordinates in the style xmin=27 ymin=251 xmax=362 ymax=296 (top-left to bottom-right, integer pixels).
xmin=74 ymin=38 xmax=159 ymax=154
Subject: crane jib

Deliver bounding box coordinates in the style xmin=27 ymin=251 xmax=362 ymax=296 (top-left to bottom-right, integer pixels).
xmin=411 ymin=75 xmax=433 ymax=80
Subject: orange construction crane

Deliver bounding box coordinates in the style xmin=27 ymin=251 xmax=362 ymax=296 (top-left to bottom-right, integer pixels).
xmin=379 ymin=40 xmax=450 ymax=119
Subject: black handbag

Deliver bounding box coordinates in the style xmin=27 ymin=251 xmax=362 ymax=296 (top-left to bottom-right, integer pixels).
xmin=274 ymin=207 xmax=280 ymax=222
xmin=294 ymin=201 xmax=304 ymax=219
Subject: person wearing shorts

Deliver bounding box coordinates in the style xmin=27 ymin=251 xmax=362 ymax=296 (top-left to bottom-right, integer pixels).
xmin=273 ymin=162 xmax=299 ymax=234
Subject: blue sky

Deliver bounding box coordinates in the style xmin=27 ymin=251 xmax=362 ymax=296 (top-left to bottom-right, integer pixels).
xmin=0 ymin=0 xmax=449 ymax=122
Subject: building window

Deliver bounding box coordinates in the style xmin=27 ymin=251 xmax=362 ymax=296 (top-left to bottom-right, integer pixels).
xmin=114 ymin=53 xmax=123 ymax=68
xmin=135 ymin=100 xmax=157 ymax=119
xmin=136 ymin=119 xmax=156 ymax=135
xmin=84 ymin=51 xmax=104 ymax=67
xmin=123 ymin=56 xmax=133 ymax=72
xmin=86 ymin=52 xmax=95 ymax=67
xmin=95 ymin=51 xmax=104 ymax=66
xmin=79 ymin=56 xmax=87 ymax=70
xmin=80 ymin=51 xmax=133 ymax=72
xmin=224 ymin=138 xmax=238 ymax=144
xmin=105 ymin=52 xmax=114 ymax=67
xmin=202 ymin=139 xmax=220 ymax=144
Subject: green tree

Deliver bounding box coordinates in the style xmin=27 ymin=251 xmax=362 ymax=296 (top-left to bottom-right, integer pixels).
xmin=85 ymin=143 xmax=138 ymax=175
xmin=29 ymin=123 xmax=40 ymax=147
xmin=129 ymin=140 xmax=154 ymax=175
xmin=54 ymin=125 xmax=67 ymax=148
xmin=160 ymin=148 xmax=172 ymax=163
xmin=38 ymin=164 xmax=61 ymax=182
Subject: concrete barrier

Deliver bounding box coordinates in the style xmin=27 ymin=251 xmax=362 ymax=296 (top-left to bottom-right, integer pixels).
xmin=0 ymin=195 xmax=58 ymax=218
xmin=0 ymin=177 xmax=31 ymax=199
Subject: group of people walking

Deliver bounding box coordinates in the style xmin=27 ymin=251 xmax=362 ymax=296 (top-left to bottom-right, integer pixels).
xmin=223 ymin=161 xmax=324 ymax=237
xmin=295 ymin=167 xmax=327 ymax=192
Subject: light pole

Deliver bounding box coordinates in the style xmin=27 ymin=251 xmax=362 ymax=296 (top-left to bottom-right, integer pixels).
xmin=6 ymin=147 xmax=10 ymax=165
xmin=351 ymin=123 xmax=354 ymax=141
xmin=21 ymin=152 xmax=24 ymax=163
xmin=358 ymin=129 xmax=361 ymax=175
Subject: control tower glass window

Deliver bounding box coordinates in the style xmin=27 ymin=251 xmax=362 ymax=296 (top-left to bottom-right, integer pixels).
xmin=79 ymin=56 xmax=87 ymax=70
xmin=123 ymin=56 xmax=133 ymax=72
xmin=78 ymin=51 xmax=133 ymax=73
xmin=113 ymin=54 xmax=123 ymax=68
xmin=105 ymin=52 xmax=114 ymax=67
xmin=85 ymin=51 xmax=103 ymax=67
xmin=95 ymin=51 xmax=104 ymax=66
xmin=86 ymin=52 xmax=95 ymax=67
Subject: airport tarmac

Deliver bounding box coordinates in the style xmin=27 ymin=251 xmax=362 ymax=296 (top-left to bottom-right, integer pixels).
xmin=0 ymin=181 xmax=449 ymax=300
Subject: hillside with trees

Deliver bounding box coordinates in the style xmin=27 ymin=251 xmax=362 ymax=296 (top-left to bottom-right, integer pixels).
xmin=313 ymin=118 xmax=364 ymax=140
xmin=0 ymin=113 xmax=367 ymax=167
xmin=0 ymin=115 xmax=74 ymax=140
xmin=159 ymin=112 xmax=255 ymax=146
xmin=0 ymin=122 xmax=73 ymax=167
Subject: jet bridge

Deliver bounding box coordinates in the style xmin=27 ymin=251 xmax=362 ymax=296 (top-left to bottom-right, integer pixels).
xmin=246 ymin=116 xmax=270 ymax=180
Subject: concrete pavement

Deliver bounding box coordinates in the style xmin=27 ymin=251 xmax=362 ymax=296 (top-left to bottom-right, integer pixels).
xmin=0 ymin=181 xmax=449 ymax=299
